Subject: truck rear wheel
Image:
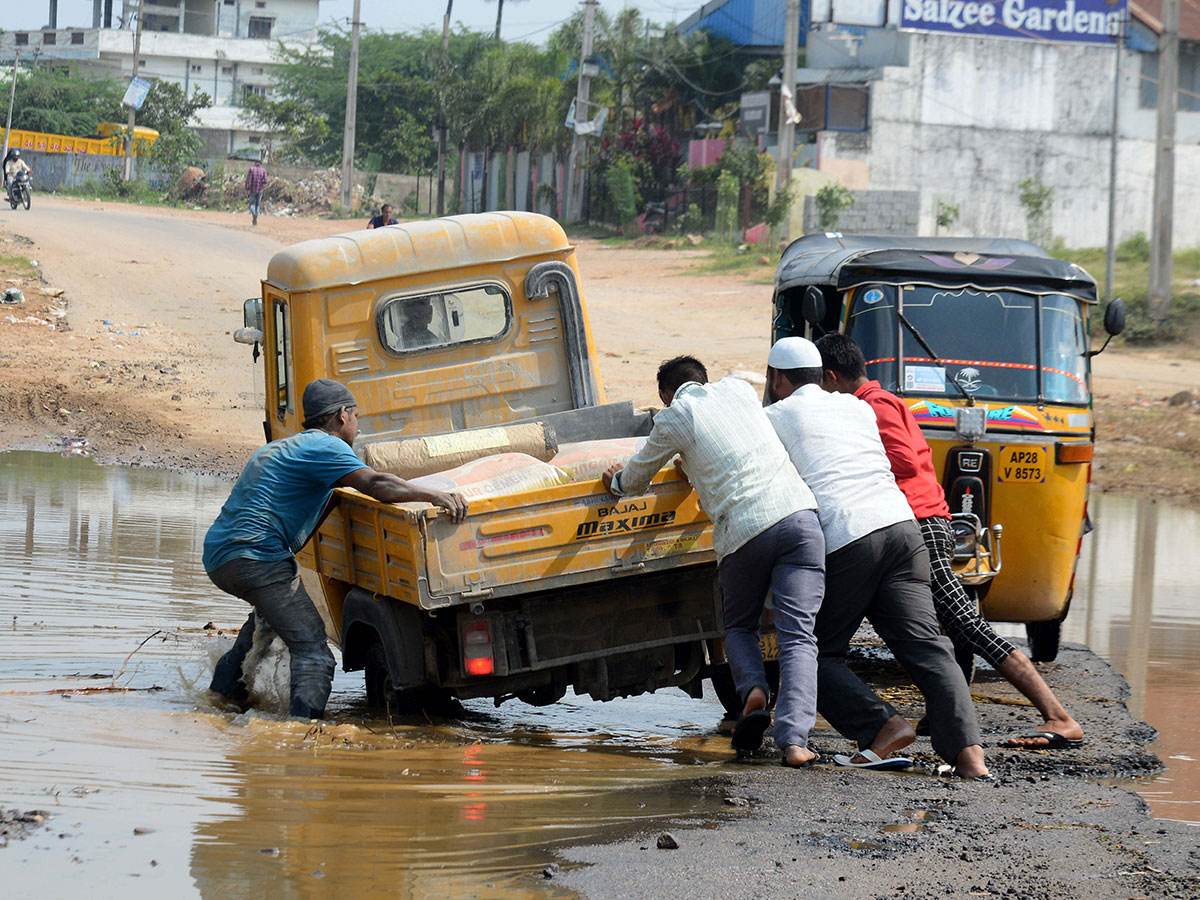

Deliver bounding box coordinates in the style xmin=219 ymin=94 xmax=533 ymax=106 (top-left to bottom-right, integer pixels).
xmin=364 ymin=641 xmax=461 ymax=717
xmin=1025 ymin=619 xmax=1062 ymax=663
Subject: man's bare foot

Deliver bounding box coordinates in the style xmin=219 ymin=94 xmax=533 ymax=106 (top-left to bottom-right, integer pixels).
xmin=781 ymin=745 xmax=819 ymax=767
xmin=742 ymin=685 xmax=768 ymax=718
xmin=845 ymin=713 xmax=915 ymax=765
xmin=950 ymin=744 xmax=989 ymax=779
xmin=1004 ymin=716 xmax=1083 ymax=748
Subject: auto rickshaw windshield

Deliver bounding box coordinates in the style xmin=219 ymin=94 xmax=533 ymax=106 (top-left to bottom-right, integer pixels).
xmin=846 ymin=284 xmax=1089 ymax=405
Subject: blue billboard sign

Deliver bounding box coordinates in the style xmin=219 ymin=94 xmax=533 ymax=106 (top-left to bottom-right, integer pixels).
xmin=900 ymin=0 xmax=1125 ymax=45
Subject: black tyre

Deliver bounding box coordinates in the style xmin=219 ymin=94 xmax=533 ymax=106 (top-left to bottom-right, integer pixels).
xmin=952 ymin=638 xmax=977 ymax=685
xmin=364 ymin=640 xmax=460 ymax=716
xmin=20 ymin=187 xmax=30 ymax=210
xmin=1026 ymin=619 xmax=1062 ymax=662
xmin=950 ymin=585 xmax=979 ymax=684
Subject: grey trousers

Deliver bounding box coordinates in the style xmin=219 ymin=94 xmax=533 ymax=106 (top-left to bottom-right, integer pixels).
xmin=816 ymin=521 xmax=981 ymax=764
xmin=207 ymin=556 xmax=335 ymax=719
xmin=719 ymin=509 xmax=826 ymax=749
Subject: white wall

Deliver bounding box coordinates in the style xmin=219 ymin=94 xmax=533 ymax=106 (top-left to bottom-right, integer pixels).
xmin=818 ymin=32 xmax=1200 ymax=248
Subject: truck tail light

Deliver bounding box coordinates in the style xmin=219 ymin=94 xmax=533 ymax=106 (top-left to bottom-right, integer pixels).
xmin=462 ymin=621 xmax=495 ymax=676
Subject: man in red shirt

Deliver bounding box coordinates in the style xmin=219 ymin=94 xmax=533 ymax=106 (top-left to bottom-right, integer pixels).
xmin=816 ymin=334 xmax=1083 ymax=751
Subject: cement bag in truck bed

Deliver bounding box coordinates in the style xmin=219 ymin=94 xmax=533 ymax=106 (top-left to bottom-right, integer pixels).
xmin=551 ymin=437 xmax=648 ymax=483
xmin=362 ymin=422 xmax=557 ymax=480
xmin=408 ymin=452 xmax=571 ymax=500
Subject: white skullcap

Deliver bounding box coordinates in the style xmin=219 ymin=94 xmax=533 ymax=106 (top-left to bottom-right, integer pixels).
xmin=767 ymin=336 xmax=822 ymax=370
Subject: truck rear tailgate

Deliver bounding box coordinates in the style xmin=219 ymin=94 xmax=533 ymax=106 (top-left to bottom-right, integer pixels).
xmin=301 ymin=470 xmax=715 ymax=610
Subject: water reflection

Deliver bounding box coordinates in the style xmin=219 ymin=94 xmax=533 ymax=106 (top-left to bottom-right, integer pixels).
xmin=1000 ymin=492 xmax=1200 ymax=824
xmin=0 ymin=451 xmax=732 ymax=899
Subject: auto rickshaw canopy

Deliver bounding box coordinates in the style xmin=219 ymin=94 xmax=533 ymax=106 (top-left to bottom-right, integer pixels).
xmin=776 ymin=234 xmax=1098 ymax=304
xmin=265 ymin=211 xmax=573 ymax=292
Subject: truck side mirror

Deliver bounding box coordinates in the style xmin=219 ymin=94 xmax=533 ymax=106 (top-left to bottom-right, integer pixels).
xmin=1103 ymin=297 xmax=1126 ymax=336
xmin=243 ymin=297 xmax=263 ymax=332
xmin=800 ymin=285 xmax=826 ymax=325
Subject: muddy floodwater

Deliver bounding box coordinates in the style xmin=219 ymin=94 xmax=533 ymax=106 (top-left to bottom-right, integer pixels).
xmin=1 ymin=454 xmax=1197 ymax=900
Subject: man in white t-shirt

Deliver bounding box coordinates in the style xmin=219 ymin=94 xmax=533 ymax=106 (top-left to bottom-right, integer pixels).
xmin=602 ymin=355 xmax=826 ymax=767
xmin=764 ymin=336 xmax=989 ymax=780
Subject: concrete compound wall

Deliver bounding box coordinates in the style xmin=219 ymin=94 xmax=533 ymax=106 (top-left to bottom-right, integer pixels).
xmin=18 ymin=149 xmax=169 ymax=192
xmin=816 ymin=32 xmax=1200 ymax=248
xmin=802 ymin=189 xmax=920 ymax=234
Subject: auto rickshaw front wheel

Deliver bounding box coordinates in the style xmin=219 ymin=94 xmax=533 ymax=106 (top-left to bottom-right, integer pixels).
xmin=1025 ymin=619 xmax=1062 ymax=662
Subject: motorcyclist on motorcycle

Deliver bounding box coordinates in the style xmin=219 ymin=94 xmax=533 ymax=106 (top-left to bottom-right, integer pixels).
xmin=4 ymin=149 xmax=32 ymax=204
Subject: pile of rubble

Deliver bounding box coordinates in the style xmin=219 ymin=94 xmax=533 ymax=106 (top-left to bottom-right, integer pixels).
xmin=174 ymin=166 xmax=375 ymax=217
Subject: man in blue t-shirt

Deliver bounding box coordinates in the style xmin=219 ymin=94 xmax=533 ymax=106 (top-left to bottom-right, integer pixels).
xmin=366 ymin=204 xmax=398 ymax=228
xmin=205 ymin=378 xmax=468 ymax=718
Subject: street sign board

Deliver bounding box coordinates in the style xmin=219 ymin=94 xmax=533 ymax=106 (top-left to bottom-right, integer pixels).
xmin=900 ymin=0 xmax=1125 ymax=44
xmin=122 ymin=77 xmax=151 ymax=111
xmin=739 ymin=91 xmax=771 ymax=136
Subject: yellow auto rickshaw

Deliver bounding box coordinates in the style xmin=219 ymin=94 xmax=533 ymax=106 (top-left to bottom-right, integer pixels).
xmin=772 ymin=234 xmax=1125 ymax=665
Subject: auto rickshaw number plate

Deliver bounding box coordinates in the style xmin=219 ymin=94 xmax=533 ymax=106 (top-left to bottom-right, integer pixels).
xmin=997 ymin=445 xmax=1048 ymax=483
xmin=759 ymin=631 xmax=778 ymax=661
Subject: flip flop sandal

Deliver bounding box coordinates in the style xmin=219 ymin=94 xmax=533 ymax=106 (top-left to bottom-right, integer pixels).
xmin=1000 ymin=731 xmax=1084 ymax=750
xmin=832 ymin=748 xmax=913 ymax=770
xmin=730 ymin=708 xmax=772 ymax=751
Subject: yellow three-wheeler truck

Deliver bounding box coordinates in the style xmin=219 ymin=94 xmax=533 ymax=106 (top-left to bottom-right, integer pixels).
xmin=235 ymin=212 xmax=726 ymax=712
xmin=772 ymin=234 xmax=1125 ymax=666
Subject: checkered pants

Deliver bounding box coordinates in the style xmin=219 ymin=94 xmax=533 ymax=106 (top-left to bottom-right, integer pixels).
xmin=919 ymin=516 xmax=1016 ymax=669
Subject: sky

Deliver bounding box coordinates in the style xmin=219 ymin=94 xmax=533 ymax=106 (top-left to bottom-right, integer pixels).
xmin=8 ymin=1 xmax=699 ymax=41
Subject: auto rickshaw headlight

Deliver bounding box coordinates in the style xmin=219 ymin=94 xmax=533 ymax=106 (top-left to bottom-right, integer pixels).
xmin=954 ymin=407 xmax=988 ymax=443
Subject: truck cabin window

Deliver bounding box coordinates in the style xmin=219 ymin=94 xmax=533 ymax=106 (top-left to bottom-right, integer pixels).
xmin=378 ymin=286 xmax=509 ymax=354
xmin=845 ymin=284 xmax=1088 ymax=405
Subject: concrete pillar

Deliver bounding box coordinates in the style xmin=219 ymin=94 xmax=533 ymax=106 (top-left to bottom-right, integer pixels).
xmin=49 ymin=0 xmax=58 ymax=29
xmin=93 ymin=0 xmax=101 ymax=28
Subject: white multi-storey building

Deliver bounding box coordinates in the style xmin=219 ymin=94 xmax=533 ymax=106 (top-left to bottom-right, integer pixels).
xmin=0 ymin=0 xmax=321 ymax=156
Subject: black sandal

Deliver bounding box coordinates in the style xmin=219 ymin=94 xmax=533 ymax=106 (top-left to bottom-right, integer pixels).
xmin=731 ymin=709 xmax=771 ymax=751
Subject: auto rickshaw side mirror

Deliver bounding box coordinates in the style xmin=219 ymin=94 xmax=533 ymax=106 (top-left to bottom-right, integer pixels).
xmin=1104 ymin=297 xmax=1126 ymax=336
xmin=801 ymin=285 xmax=826 ymax=325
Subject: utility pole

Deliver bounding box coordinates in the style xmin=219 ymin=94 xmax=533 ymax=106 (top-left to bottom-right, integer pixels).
xmin=775 ymin=0 xmax=801 ymax=239
xmin=565 ymin=0 xmax=597 ymax=223
xmin=3 ymin=52 xmax=18 ymax=161
xmin=436 ymin=0 xmax=453 ymax=216
xmin=123 ymin=1 xmax=145 ymax=181
xmin=339 ymin=0 xmax=362 ymax=212
xmin=1148 ymin=0 xmax=1179 ymax=328
xmin=1104 ymin=13 xmax=1124 ymax=303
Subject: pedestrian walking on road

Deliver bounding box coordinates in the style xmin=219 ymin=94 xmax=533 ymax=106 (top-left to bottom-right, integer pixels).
xmin=816 ymin=333 xmax=1084 ymax=752
xmin=765 ymin=336 xmax=991 ymax=780
xmin=601 ymin=356 xmax=826 ymax=768
xmin=204 ymin=378 xmax=468 ymax=719
xmin=245 ymin=159 xmax=268 ymax=226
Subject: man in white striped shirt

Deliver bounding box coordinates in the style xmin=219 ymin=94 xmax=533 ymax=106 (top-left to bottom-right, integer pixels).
xmin=602 ymin=356 xmax=826 ymax=767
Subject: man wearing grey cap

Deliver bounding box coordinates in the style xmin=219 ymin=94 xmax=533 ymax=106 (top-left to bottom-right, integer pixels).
xmin=764 ymin=336 xmax=989 ymax=780
xmin=204 ymin=378 xmax=468 ymax=719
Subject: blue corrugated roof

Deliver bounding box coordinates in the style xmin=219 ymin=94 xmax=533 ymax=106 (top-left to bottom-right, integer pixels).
xmin=678 ymin=0 xmax=807 ymax=49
